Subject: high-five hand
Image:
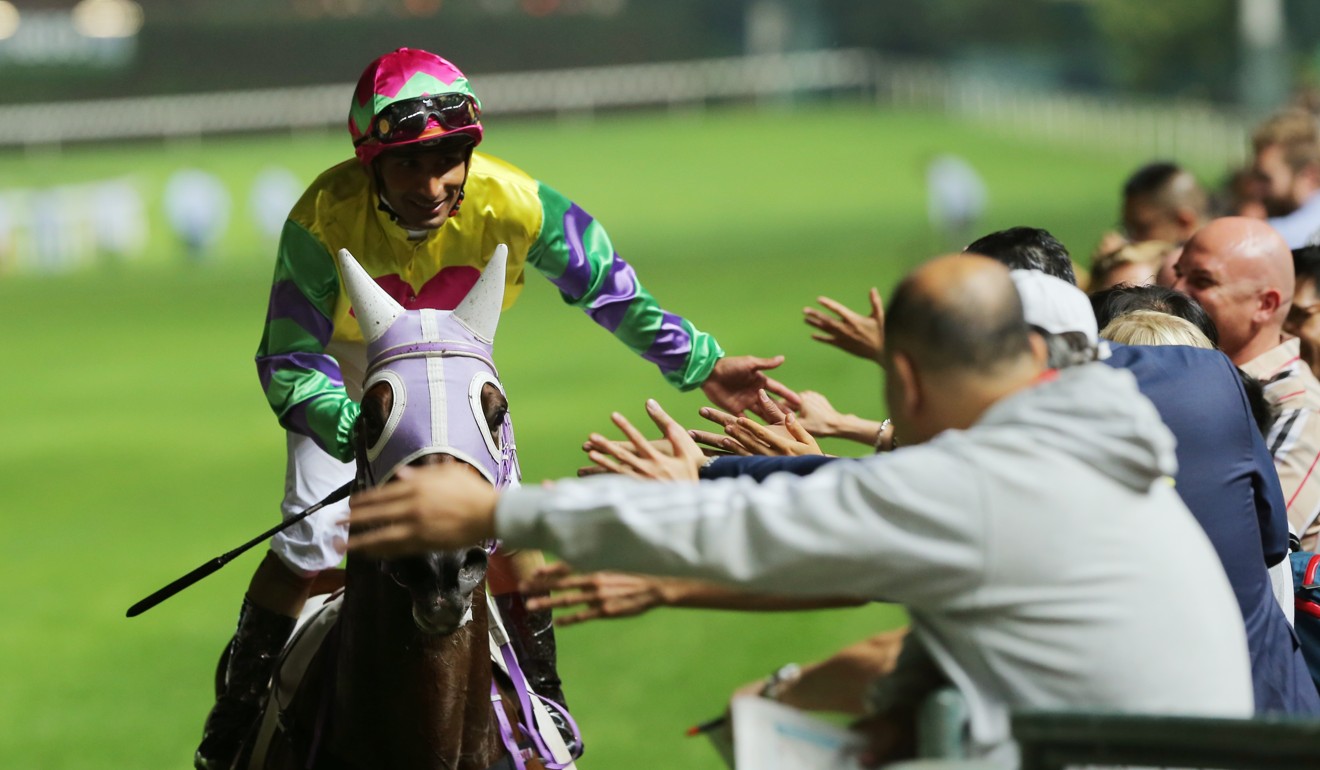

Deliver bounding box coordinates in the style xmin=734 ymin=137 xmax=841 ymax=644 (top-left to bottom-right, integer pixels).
xmin=343 ymin=464 xmax=498 ymax=558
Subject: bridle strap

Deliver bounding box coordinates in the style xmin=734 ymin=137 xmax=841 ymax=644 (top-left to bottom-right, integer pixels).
xmin=366 ymin=346 xmax=498 ymax=377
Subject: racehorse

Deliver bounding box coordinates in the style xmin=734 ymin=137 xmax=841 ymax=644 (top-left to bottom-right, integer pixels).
xmin=242 ymin=246 xmax=572 ymax=770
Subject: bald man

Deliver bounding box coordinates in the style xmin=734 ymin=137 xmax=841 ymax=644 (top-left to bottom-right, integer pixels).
xmin=1174 ymin=217 xmax=1320 ymax=548
xmin=348 ymin=255 xmax=1252 ymax=762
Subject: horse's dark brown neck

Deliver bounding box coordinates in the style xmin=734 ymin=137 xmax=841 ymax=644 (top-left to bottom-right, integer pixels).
xmin=328 ymin=554 xmax=505 ymax=770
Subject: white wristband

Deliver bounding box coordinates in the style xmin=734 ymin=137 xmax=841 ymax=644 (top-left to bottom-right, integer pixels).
xmin=760 ymin=662 xmax=802 ymax=701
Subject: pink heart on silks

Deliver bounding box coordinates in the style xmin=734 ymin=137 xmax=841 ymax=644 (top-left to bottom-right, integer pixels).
xmin=362 ymin=265 xmax=482 ymax=312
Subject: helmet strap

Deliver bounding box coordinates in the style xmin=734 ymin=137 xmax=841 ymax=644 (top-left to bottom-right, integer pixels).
xmin=368 ymin=153 xmax=472 ymax=235
xmin=449 ymin=152 xmax=473 ymax=219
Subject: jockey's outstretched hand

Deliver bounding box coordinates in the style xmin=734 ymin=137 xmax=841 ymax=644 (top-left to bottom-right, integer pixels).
xmin=690 ymin=392 xmax=824 ymax=457
xmin=343 ymin=464 xmax=497 ymax=558
xmin=803 ymin=289 xmax=885 ymax=361
xmin=700 ymin=355 xmax=801 ymax=419
xmin=585 ymin=399 xmax=705 ymax=481
xmin=521 ymin=563 xmax=670 ymax=627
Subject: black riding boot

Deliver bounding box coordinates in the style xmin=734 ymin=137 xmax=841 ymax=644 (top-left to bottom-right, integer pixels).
xmin=194 ymin=597 xmax=296 ymax=770
xmin=493 ymin=592 xmax=582 ymax=758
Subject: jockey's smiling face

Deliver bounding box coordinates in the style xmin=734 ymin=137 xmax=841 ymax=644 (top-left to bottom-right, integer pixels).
xmin=375 ymin=140 xmax=473 ymax=230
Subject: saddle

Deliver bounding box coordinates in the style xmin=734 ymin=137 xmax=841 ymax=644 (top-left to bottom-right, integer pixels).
xmin=244 ymin=591 xmax=343 ymax=769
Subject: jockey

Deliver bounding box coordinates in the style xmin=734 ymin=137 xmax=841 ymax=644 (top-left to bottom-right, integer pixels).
xmin=195 ymin=47 xmax=794 ymax=769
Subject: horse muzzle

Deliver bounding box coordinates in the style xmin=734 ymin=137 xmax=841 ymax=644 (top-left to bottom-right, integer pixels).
xmin=411 ymin=598 xmax=474 ymax=636
xmin=388 ymin=547 xmax=488 ymax=636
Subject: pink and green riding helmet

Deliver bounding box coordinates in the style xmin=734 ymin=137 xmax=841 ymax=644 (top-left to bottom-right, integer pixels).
xmin=349 ymin=47 xmax=484 ymax=165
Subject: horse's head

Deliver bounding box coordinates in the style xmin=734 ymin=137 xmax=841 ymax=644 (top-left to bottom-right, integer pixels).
xmin=338 ymin=245 xmax=518 ymax=636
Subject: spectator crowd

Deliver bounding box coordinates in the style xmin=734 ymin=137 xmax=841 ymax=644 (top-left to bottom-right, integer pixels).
xmin=338 ymin=102 xmax=1320 ymax=767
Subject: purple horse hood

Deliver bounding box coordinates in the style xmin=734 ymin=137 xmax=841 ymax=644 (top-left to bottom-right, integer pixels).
xmin=335 ymin=246 xmax=520 ymax=489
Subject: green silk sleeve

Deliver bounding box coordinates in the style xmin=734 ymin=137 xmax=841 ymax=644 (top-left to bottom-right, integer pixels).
xmin=526 ymin=183 xmax=723 ymax=390
xmin=255 ymin=219 xmax=360 ymax=462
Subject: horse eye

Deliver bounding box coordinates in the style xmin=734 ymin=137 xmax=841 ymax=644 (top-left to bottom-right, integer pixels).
xmin=362 ymin=381 xmax=395 ymax=448
xmin=487 ymin=406 xmax=507 ymax=446
xmin=362 ymin=403 xmax=386 ymax=446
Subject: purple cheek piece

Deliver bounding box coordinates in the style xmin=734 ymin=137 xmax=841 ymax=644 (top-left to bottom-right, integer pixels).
xmin=363 ymin=308 xmax=519 ymax=489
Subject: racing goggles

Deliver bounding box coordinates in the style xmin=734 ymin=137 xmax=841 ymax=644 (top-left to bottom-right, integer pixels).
xmin=367 ymin=94 xmax=481 ymax=145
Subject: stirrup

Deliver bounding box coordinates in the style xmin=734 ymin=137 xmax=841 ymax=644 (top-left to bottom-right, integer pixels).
xmin=539 ymin=693 xmax=584 ymax=760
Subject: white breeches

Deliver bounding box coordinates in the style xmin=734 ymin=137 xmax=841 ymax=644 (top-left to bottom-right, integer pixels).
xmin=269 ymin=431 xmax=355 ymax=576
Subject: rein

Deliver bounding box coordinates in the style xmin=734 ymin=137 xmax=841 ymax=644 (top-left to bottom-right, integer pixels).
xmin=487 ymin=592 xmax=581 ymax=770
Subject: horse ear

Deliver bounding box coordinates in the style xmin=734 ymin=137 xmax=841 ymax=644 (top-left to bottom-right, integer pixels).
xmin=452 ymin=244 xmax=507 ymax=342
xmin=336 ymin=248 xmax=404 ymax=343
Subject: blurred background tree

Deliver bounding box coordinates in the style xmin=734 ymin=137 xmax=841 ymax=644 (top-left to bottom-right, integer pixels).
xmin=3 ymin=0 xmax=1320 ymax=106
xmin=1089 ymin=0 xmax=1238 ymax=101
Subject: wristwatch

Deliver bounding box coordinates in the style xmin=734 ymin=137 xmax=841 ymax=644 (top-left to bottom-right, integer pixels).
xmin=760 ymin=662 xmax=802 ymax=701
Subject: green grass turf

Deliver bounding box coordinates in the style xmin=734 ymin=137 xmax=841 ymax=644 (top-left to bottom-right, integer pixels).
xmin=1 ymin=104 xmax=1171 ymax=768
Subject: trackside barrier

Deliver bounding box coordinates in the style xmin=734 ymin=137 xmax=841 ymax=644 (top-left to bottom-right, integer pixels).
xmin=2 ymin=49 xmax=1252 ymax=163
xmin=1012 ymin=710 xmax=1320 ymax=769
xmin=0 ymin=49 xmax=876 ymax=149
xmin=889 ymin=71 xmax=1253 ymax=167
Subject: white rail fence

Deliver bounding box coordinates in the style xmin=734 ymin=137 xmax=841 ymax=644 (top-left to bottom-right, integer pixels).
xmin=2 ymin=48 xmax=1252 ymax=162
xmin=889 ymin=63 xmax=1253 ymax=165
xmin=0 ymin=50 xmax=876 ymax=146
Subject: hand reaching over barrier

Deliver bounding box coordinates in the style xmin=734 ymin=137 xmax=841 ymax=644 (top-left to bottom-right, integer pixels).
xmin=584 ymin=399 xmax=707 ymax=480
xmin=803 ymin=289 xmax=885 ymax=361
xmin=794 ymin=390 xmax=893 ymax=450
xmin=578 ymin=434 xmax=727 ymax=477
xmin=520 ymin=563 xmax=867 ymax=628
xmin=691 ymin=390 xmax=824 ymax=457
xmin=345 ymin=464 xmax=498 ymax=557
xmin=521 ymin=563 xmax=674 ymax=626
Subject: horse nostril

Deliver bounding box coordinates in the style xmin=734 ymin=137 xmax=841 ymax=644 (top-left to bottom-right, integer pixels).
xmin=463 ymin=548 xmax=488 ymax=572
xmin=412 ymin=598 xmax=470 ymax=635
xmin=456 ymin=548 xmax=488 ymax=595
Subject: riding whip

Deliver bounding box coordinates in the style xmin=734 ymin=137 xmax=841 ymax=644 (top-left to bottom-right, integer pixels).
xmin=125 ymin=481 xmax=353 ymax=618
